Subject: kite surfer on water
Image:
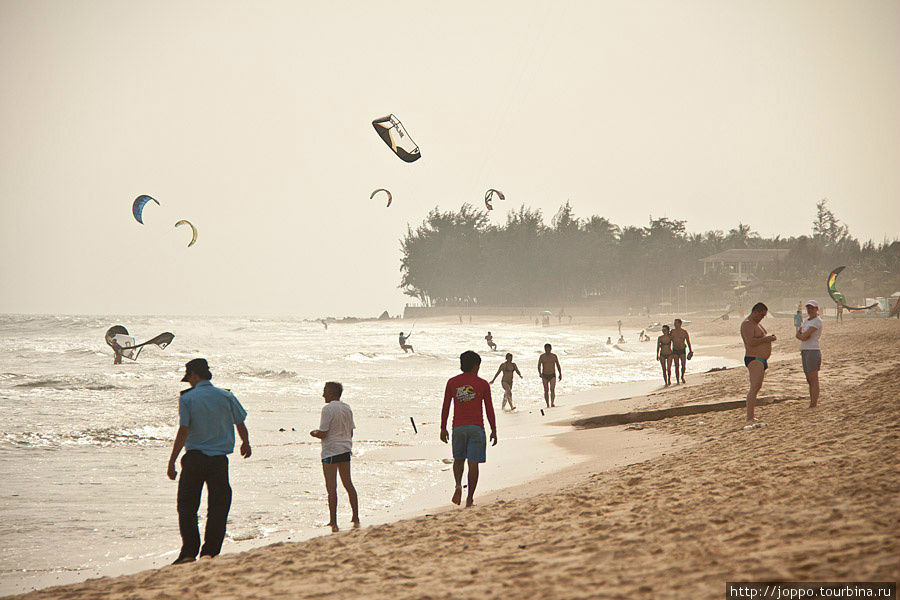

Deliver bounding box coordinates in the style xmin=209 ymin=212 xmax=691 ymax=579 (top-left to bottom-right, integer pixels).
xmin=399 ymin=331 xmax=414 ymax=353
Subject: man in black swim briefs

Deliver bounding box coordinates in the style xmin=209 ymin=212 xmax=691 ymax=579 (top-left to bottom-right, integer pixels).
xmin=740 ymin=303 xmax=776 ymax=422
xmin=537 ymin=343 xmax=562 ymax=408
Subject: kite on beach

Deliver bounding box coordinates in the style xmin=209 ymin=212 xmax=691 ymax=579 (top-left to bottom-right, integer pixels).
xmin=370 ymin=188 xmax=392 ymax=207
xmin=826 ymin=266 xmax=878 ymax=311
xmin=174 ymin=220 xmax=198 ymax=247
xmin=372 ymin=114 xmax=421 ymax=163
xmin=484 ymin=188 xmax=505 ymax=211
xmin=132 ymin=195 xmax=159 ymax=224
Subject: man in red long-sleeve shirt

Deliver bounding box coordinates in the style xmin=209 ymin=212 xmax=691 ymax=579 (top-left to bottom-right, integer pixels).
xmin=440 ymin=350 xmax=497 ymax=507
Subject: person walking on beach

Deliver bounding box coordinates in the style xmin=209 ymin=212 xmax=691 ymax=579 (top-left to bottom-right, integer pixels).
xmin=538 ymin=343 xmax=562 ymax=407
xmin=795 ymin=300 xmax=823 ymax=409
xmin=490 ymin=353 xmax=522 ymax=411
xmin=741 ymin=303 xmax=776 ymax=422
xmin=309 ymin=382 xmax=359 ymax=532
xmin=793 ymin=304 xmax=803 ymax=329
xmin=398 ymin=331 xmax=414 ymax=353
xmin=440 ymin=351 xmax=497 ymax=507
xmin=656 ymin=325 xmax=674 ymax=386
xmin=485 ymin=331 xmax=497 ymax=352
xmin=167 ymin=359 xmax=251 ymax=564
xmin=670 ymin=319 xmax=693 ymax=384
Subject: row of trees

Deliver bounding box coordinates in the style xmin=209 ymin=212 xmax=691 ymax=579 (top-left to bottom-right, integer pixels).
xmin=399 ymin=199 xmax=900 ymax=308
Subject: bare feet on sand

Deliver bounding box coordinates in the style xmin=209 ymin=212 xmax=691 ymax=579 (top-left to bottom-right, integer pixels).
xmin=327 ymin=522 xmax=339 ymax=533
xmin=351 ymin=519 xmax=360 ymax=529
xmin=465 ymin=499 xmax=475 ymax=508
xmin=452 ymin=486 xmax=462 ymax=505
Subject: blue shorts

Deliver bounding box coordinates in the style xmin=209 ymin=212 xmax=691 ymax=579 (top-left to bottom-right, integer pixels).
xmin=451 ymin=425 xmax=487 ymax=463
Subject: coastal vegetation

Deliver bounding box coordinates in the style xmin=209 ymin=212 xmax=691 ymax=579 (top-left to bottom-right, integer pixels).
xmin=399 ymin=199 xmax=900 ymax=308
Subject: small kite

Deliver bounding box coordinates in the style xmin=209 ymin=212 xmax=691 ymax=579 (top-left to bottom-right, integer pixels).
xmin=372 ymin=114 xmax=421 ymax=163
xmin=826 ymin=266 xmax=878 ymax=311
xmin=484 ymin=188 xmax=505 ymax=211
xmin=175 ymin=220 xmax=198 ymax=247
xmin=370 ymin=188 xmax=392 ymax=207
xmin=132 ymin=195 xmax=160 ymax=224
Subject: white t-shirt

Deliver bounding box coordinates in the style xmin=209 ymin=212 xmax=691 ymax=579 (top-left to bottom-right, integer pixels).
xmin=318 ymin=400 xmax=355 ymax=459
xmin=800 ymin=316 xmax=823 ymax=351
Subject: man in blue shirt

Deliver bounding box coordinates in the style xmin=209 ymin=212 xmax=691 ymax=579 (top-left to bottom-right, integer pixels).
xmin=167 ymin=358 xmax=251 ymax=564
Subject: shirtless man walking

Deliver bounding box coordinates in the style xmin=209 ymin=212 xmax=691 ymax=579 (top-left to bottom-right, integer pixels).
xmin=670 ymin=319 xmax=693 ymax=384
xmin=740 ymin=302 xmax=777 ymax=422
xmin=537 ymin=343 xmax=562 ymax=408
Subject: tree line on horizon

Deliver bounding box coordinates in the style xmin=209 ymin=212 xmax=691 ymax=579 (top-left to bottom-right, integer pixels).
xmin=398 ymin=199 xmax=900 ymax=309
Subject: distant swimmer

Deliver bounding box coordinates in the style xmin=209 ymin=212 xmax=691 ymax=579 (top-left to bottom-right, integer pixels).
xmin=485 ymin=331 xmax=497 ymax=352
xmin=670 ymin=319 xmax=693 ymax=384
xmin=321 ymin=319 xmax=328 ymax=330
xmin=617 ymin=335 xmax=625 ymax=344
xmin=398 ymin=332 xmax=414 ymax=353
xmin=490 ymin=353 xmax=522 ymax=411
xmin=537 ymin=343 xmax=562 ymax=408
xmin=440 ymin=351 xmax=497 ymax=508
xmin=741 ymin=302 xmax=776 ymax=422
xmin=606 ymin=337 xmax=612 ymax=345
xmin=656 ymin=325 xmax=673 ymax=386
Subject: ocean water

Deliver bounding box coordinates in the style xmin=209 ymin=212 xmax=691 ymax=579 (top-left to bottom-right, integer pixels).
xmin=0 ymin=314 xmax=697 ymax=593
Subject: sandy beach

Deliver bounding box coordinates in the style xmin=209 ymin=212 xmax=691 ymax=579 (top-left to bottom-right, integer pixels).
xmin=6 ymin=316 xmax=898 ymax=599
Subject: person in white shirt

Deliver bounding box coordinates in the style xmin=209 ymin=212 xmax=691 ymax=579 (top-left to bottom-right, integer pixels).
xmin=795 ymin=300 xmax=823 ymax=408
xmin=309 ymin=382 xmax=359 ymax=531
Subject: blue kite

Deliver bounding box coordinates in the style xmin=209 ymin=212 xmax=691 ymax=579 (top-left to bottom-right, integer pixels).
xmin=132 ymin=195 xmax=160 ymax=224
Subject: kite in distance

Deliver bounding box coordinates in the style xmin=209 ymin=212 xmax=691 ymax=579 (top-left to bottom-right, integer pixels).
xmin=372 ymin=114 xmax=421 ymax=163
xmin=370 ymin=188 xmax=392 ymax=207
xmin=484 ymin=188 xmax=505 ymax=211
xmin=132 ymin=195 xmax=159 ymax=224
xmin=174 ymin=220 xmax=198 ymax=247
xmin=826 ymin=266 xmax=878 ymax=311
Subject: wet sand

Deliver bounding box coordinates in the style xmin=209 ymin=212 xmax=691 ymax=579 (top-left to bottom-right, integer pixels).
xmin=6 ymin=317 xmax=898 ymax=599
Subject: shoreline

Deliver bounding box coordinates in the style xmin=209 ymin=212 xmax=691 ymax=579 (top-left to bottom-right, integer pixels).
xmin=9 ymin=318 xmax=896 ymax=598
xmin=1 ymin=316 xmax=738 ymax=596
xmin=1 ymin=377 xmax=680 ymax=597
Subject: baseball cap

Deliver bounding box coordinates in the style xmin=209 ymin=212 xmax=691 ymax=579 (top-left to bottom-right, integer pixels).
xmin=805 ymin=300 xmax=818 ymax=308
xmin=181 ymin=358 xmax=211 ymax=382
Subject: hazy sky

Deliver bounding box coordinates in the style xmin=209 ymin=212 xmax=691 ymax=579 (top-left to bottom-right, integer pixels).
xmin=1 ymin=0 xmax=898 ymax=316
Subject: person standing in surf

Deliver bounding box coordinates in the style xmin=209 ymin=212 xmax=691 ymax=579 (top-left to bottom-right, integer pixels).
xmin=490 ymin=353 xmax=522 ymax=411
xmin=309 ymin=381 xmax=359 ymax=532
xmin=537 ymin=343 xmax=562 ymax=407
xmin=440 ymin=351 xmax=497 ymax=508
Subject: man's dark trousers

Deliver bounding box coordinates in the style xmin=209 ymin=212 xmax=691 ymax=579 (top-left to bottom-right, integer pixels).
xmin=177 ymin=450 xmax=232 ymax=559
